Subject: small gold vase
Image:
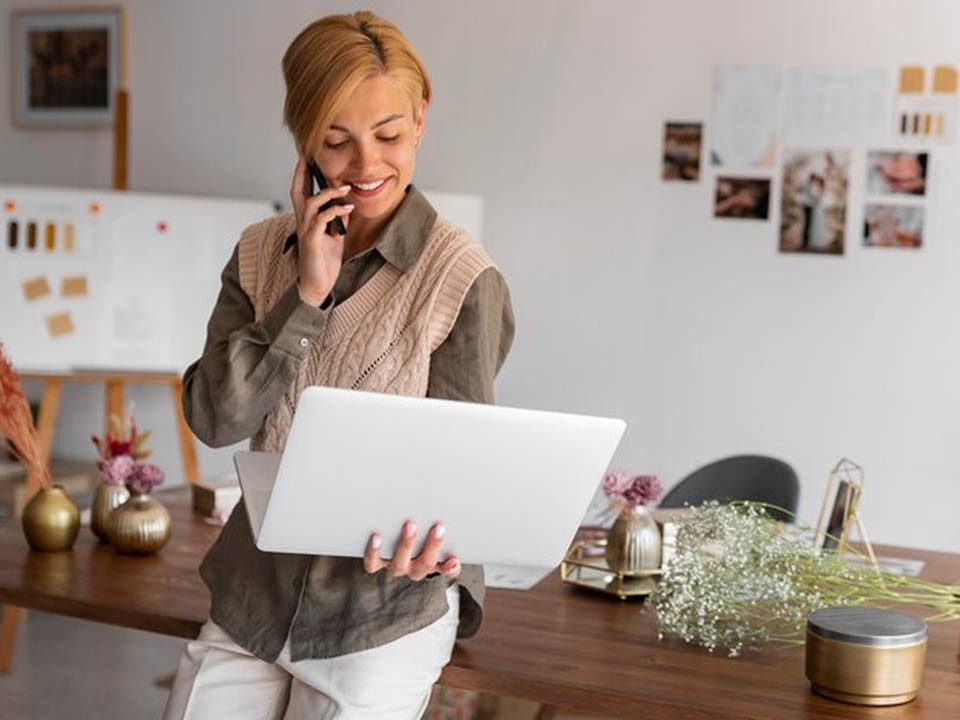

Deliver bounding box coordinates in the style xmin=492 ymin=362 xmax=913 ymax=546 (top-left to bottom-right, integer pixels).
xmin=21 ymin=485 xmax=80 ymax=552
xmin=90 ymin=483 xmax=130 ymax=542
xmin=105 ymin=492 xmax=171 ymax=554
xmin=605 ymin=504 xmax=661 ymax=574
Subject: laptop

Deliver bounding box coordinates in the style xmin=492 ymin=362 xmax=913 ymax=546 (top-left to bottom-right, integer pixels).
xmin=235 ymin=386 xmax=626 ymax=587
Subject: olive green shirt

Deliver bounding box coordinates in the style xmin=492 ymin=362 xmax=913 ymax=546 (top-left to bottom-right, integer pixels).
xmin=183 ymin=187 xmax=515 ymax=660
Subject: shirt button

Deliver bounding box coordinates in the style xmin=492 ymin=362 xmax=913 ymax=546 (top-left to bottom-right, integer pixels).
xmin=299 ymin=338 xmax=309 ymax=348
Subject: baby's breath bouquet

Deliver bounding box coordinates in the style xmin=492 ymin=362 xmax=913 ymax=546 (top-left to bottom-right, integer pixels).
xmin=652 ymin=502 xmax=960 ymax=657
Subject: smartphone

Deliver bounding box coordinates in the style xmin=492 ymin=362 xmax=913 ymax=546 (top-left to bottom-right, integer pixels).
xmin=306 ymin=160 xmax=347 ymax=236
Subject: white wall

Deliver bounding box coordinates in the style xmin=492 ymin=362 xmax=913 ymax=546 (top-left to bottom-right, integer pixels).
xmin=3 ymin=0 xmax=959 ymax=552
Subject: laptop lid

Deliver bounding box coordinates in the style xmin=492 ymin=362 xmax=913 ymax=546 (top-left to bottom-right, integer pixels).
xmin=236 ymin=386 xmax=626 ymax=568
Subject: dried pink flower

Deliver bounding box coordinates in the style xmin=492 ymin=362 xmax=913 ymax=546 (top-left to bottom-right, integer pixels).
xmin=604 ymin=472 xmax=663 ymax=506
xmin=127 ymin=461 xmax=165 ymax=495
xmin=97 ymin=454 xmax=136 ymax=486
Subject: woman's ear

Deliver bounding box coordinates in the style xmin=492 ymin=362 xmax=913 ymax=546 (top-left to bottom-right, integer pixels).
xmin=414 ymin=98 xmax=427 ymax=137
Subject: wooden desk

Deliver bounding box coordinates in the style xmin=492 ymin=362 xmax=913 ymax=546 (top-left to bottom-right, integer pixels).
xmin=0 ymin=489 xmax=958 ymax=719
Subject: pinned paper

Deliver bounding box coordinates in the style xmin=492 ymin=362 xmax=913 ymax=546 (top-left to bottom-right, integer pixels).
xmin=933 ymin=65 xmax=958 ymax=94
xmin=45 ymin=312 xmax=75 ymax=338
xmin=899 ymin=66 xmax=925 ymax=94
xmin=22 ymin=276 xmax=51 ymax=301
xmin=61 ymin=275 xmax=88 ymax=297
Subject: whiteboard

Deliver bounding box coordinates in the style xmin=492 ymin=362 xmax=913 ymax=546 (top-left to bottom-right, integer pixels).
xmin=0 ymin=185 xmax=276 ymax=373
xmin=0 ymin=185 xmax=483 ymax=374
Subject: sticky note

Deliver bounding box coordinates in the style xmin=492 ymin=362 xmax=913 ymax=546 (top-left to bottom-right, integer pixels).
xmin=22 ymin=276 xmax=51 ymax=301
xmin=899 ymin=66 xmax=925 ymax=94
xmin=45 ymin=313 xmax=75 ymax=338
xmin=61 ymin=275 xmax=88 ymax=297
xmin=933 ymin=65 xmax=958 ymax=94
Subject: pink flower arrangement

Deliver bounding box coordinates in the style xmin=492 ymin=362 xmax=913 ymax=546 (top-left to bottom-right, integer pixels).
xmin=92 ymin=413 xmax=165 ymax=494
xmin=603 ymin=472 xmax=663 ymax=507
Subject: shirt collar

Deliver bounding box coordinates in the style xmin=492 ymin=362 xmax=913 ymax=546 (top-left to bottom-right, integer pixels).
xmin=283 ymin=185 xmax=437 ymax=272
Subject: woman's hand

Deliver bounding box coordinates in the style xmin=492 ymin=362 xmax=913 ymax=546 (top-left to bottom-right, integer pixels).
xmin=364 ymin=521 xmax=461 ymax=581
xmin=289 ymin=158 xmax=354 ymax=306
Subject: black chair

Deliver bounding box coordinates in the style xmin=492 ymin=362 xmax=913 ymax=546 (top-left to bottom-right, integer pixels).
xmin=658 ymin=454 xmax=799 ymax=522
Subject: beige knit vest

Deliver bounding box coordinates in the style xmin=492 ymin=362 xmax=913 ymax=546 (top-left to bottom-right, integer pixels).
xmin=236 ymin=213 xmax=494 ymax=453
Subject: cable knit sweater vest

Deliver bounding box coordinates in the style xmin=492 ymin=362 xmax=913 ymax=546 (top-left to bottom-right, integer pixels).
xmin=237 ymin=213 xmax=493 ymax=452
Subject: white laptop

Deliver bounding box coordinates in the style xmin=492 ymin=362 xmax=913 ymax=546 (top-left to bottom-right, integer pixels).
xmin=234 ymin=386 xmax=625 ymax=587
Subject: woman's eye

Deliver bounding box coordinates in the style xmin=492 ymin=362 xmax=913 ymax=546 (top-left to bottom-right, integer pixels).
xmin=378 ymin=135 xmax=400 ymax=143
xmin=324 ymin=139 xmax=348 ymax=149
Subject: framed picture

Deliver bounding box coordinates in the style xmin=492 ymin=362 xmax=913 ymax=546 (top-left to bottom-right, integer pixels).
xmin=10 ymin=7 xmax=125 ymax=128
xmin=820 ymin=478 xmax=861 ymax=552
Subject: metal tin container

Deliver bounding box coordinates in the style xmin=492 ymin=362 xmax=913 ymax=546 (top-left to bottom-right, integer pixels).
xmin=806 ymin=607 xmax=926 ymax=706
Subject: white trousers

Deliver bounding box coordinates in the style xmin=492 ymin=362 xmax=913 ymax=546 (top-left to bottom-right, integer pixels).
xmin=162 ymin=586 xmax=459 ymax=720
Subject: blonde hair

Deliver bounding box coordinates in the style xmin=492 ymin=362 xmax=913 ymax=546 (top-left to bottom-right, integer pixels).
xmin=282 ymin=11 xmax=431 ymax=155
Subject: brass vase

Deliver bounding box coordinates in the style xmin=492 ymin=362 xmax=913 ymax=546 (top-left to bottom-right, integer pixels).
xmin=105 ymin=492 xmax=171 ymax=554
xmin=90 ymin=483 xmax=130 ymax=542
xmin=21 ymin=485 xmax=80 ymax=552
xmin=605 ymin=504 xmax=662 ymax=574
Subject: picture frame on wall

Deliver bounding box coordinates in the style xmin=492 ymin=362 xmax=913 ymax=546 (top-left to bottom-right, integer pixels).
xmin=10 ymin=7 xmax=125 ymax=128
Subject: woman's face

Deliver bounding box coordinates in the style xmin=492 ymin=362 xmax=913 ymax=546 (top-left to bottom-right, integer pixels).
xmin=311 ymin=74 xmax=425 ymax=229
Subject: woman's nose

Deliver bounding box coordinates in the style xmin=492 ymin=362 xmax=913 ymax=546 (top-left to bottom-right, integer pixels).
xmin=349 ymin=140 xmax=378 ymax=172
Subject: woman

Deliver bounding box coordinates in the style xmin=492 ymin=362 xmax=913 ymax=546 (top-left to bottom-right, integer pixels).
xmin=163 ymin=11 xmax=514 ymax=720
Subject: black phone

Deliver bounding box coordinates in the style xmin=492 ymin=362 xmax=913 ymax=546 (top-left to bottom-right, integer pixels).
xmin=306 ymin=160 xmax=347 ymax=236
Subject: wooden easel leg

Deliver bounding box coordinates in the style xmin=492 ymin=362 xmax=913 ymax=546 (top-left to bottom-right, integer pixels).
xmin=0 ymin=606 xmax=24 ymax=674
xmin=105 ymin=379 xmax=125 ymax=429
xmin=171 ymin=378 xmax=199 ymax=484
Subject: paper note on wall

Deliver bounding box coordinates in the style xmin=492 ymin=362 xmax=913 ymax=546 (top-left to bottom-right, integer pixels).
xmin=710 ymin=66 xmax=781 ymax=169
xmin=45 ymin=312 xmax=74 ymax=338
xmin=61 ymin=275 xmax=88 ymax=297
xmin=22 ymin=276 xmax=51 ymax=301
xmin=102 ymin=284 xmax=174 ymax=369
xmin=782 ymin=67 xmax=890 ymax=145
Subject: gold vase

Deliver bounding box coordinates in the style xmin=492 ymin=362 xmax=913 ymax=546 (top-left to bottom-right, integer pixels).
xmin=21 ymin=485 xmax=80 ymax=552
xmin=605 ymin=504 xmax=661 ymax=574
xmin=90 ymin=483 xmax=130 ymax=542
xmin=105 ymin=492 xmax=171 ymax=554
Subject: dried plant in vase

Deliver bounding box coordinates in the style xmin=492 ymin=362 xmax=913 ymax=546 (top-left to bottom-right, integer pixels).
xmin=93 ymin=415 xmax=170 ymax=554
xmin=89 ymin=412 xmax=161 ymax=541
xmin=603 ymin=472 xmax=664 ymax=575
xmin=0 ymin=343 xmax=78 ymax=551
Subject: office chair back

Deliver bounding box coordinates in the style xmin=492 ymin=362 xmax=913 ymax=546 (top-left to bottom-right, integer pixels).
xmin=658 ymin=454 xmax=799 ymax=522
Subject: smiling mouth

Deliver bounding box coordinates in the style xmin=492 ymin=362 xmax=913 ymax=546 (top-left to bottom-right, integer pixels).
xmin=349 ymin=178 xmax=389 ymax=196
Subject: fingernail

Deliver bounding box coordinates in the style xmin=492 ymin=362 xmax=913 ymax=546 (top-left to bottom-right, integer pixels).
xmin=371 ymin=534 xmax=382 ymax=549
xmin=339 ymin=185 xmax=351 ymax=192
xmin=434 ymin=523 xmax=446 ymax=538
xmin=343 ymin=204 xmax=354 ymax=210
xmin=404 ymin=521 xmax=416 ymax=538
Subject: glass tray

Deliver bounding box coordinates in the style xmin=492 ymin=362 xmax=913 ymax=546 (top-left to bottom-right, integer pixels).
xmin=560 ymin=536 xmax=661 ymax=600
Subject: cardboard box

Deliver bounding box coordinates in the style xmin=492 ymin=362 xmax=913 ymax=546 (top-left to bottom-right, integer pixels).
xmin=192 ymin=477 xmax=241 ymax=517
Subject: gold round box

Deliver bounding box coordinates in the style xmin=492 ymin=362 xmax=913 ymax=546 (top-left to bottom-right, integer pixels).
xmin=805 ymin=607 xmax=927 ymax=706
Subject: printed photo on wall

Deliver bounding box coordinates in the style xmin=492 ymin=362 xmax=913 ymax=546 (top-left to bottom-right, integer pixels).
xmin=867 ymin=151 xmax=928 ymax=196
xmin=662 ymin=122 xmax=703 ymax=181
xmin=713 ymin=177 xmax=771 ymax=220
xmin=779 ymin=150 xmax=849 ymax=255
xmin=863 ymin=204 xmax=924 ymax=248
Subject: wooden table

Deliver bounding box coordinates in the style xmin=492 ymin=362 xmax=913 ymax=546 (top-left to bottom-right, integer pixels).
xmin=1 ymin=489 xmax=958 ymax=719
